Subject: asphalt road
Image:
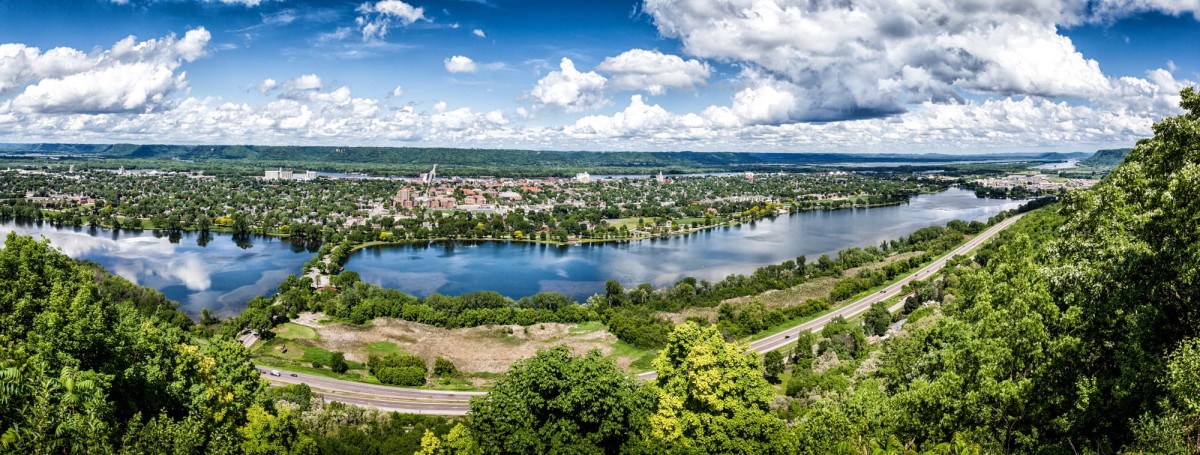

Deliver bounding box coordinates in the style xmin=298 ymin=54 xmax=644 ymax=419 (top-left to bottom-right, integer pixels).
xmin=260 ymin=369 xmax=480 ymax=415
xmin=260 ymin=213 xmax=1024 ymax=413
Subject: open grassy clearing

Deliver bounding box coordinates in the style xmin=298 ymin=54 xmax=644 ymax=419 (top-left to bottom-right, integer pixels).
xmin=273 ymin=322 xmax=318 ymax=340
xmin=720 ymin=251 xmax=924 ymax=312
xmin=263 ymin=314 xmax=640 ymax=387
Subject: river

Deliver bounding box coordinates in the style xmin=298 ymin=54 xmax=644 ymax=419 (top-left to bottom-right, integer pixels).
xmin=0 ymin=221 xmax=316 ymax=318
xmin=344 ymin=188 xmax=1029 ymax=302
xmin=0 ymin=188 xmax=1029 ymax=315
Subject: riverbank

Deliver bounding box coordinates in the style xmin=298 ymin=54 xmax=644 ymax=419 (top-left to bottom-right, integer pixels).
xmin=246 ymin=210 xmax=1034 ymax=396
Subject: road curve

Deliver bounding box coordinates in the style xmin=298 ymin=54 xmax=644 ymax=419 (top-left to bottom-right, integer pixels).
xmin=261 ymin=213 xmax=1025 ymax=413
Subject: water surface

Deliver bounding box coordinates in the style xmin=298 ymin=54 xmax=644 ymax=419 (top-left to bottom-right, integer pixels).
xmin=0 ymin=221 xmax=316 ymax=318
xmin=345 ymin=188 xmax=1028 ymax=302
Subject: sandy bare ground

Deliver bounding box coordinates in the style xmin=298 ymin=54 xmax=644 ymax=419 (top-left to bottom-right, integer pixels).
xmin=294 ymin=313 xmax=618 ymax=374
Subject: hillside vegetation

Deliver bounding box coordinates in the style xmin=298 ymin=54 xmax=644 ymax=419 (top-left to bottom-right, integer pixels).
xmin=1 ymin=142 xmax=1085 ymax=173
xmin=1079 ymin=148 xmax=1132 ymax=167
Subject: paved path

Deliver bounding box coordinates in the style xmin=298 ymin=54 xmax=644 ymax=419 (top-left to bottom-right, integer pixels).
xmin=260 ymin=213 xmax=1025 ymax=413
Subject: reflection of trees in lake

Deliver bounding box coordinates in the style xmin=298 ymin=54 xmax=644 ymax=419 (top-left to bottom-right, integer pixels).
xmin=233 ymin=233 xmax=253 ymax=250
xmin=197 ymin=231 xmax=212 ymax=247
xmin=287 ymin=239 xmax=320 ymax=254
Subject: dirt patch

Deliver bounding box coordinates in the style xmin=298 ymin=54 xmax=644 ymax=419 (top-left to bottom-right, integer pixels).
xmin=291 ymin=312 xmax=326 ymax=329
xmin=308 ymin=318 xmax=619 ymax=374
xmin=658 ymin=307 xmax=717 ymax=325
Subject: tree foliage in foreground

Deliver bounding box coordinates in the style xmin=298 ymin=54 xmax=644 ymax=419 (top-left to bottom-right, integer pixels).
xmin=0 ymin=232 xmax=314 ymax=453
xmin=466 ymin=347 xmax=647 ymax=454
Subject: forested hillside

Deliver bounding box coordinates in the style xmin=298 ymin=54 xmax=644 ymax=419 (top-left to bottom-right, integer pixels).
xmin=0 ymin=142 xmax=1084 ymax=171
xmin=776 ymin=89 xmax=1200 ymax=452
xmin=1078 ymin=148 xmax=1132 ymax=167
xmin=0 ymin=233 xmax=316 ymax=453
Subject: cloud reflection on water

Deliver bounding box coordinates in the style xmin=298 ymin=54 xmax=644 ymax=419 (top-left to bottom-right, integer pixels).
xmin=0 ymin=222 xmax=310 ymax=318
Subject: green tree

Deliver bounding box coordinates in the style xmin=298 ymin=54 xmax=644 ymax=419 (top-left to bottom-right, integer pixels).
xmin=0 ymin=233 xmax=284 ymax=453
xmin=604 ymin=280 xmax=625 ymax=305
xmin=468 ymin=346 xmax=647 ymax=454
xmin=238 ymin=405 xmax=317 ymax=455
xmin=433 ymin=357 xmax=458 ymax=378
xmin=792 ymin=330 xmax=817 ymax=362
xmin=640 ymin=322 xmax=794 ymax=454
xmin=329 ymin=352 xmax=349 ymax=374
xmin=863 ymin=302 xmax=892 ymax=337
xmin=763 ymin=349 xmax=785 ymax=384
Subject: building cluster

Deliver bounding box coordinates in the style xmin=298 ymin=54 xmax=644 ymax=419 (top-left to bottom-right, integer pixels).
xmin=263 ymin=169 xmax=318 ymax=181
xmin=974 ymin=173 xmax=1098 ymax=192
xmin=23 ymin=191 xmax=94 ymax=206
xmin=392 ymin=186 xmax=489 ymax=210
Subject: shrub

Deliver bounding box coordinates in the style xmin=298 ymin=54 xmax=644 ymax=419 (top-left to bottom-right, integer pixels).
xmin=433 ymin=357 xmax=458 ymax=378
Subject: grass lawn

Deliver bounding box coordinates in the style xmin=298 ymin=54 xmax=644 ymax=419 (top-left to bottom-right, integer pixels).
xmin=604 ymin=217 xmax=644 ymax=229
xmin=274 ymin=322 xmax=318 ymax=341
xmin=365 ymin=340 xmax=408 ymax=357
xmin=610 ymin=340 xmax=658 ymax=373
xmin=568 ymin=321 xmax=606 ymax=335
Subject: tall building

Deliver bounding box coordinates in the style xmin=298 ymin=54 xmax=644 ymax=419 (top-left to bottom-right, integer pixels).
xmin=421 ymin=164 xmax=438 ymax=184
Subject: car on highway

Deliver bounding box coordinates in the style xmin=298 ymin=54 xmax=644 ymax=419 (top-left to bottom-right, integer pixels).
xmin=270 ymin=370 xmax=281 ymax=377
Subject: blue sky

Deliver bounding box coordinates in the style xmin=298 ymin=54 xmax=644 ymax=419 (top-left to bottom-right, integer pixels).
xmin=0 ymin=0 xmax=1197 ymax=153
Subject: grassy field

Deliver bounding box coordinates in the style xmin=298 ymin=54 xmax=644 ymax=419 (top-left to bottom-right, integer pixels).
xmin=610 ymin=340 xmax=658 ymax=373
xmin=252 ymin=316 xmax=626 ymax=389
xmin=274 ymin=322 xmax=318 ymax=340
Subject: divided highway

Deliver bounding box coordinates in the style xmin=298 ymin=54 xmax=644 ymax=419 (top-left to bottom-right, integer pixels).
xmin=261 ymin=213 xmax=1025 ymax=414
xmin=262 ymin=369 xmax=482 ymax=415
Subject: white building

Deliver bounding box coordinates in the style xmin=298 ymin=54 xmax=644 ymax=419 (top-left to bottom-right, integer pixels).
xmin=575 ymin=172 xmax=591 ymax=183
xmin=264 ymin=169 xmax=317 ymax=181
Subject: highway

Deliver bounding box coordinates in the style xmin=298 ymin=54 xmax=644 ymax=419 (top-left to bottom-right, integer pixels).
xmin=260 ymin=369 xmax=481 ymax=415
xmin=260 ymin=212 xmax=1024 ymax=414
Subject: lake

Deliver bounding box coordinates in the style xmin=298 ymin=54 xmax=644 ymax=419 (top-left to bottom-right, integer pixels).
xmin=1033 ymin=159 xmax=1080 ymax=170
xmin=344 ymin=188 xmax=1029 ymax=302
xmin=0 ymin=188 xmax=1029 ymax=315
xmin=0 ymin=220 xmax=316 ymax=319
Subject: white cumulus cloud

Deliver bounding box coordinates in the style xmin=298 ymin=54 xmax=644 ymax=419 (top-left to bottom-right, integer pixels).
xmin=283 ymin=74 xmax=323 ymax=91
xmin=2 ymin=27 xmax=211 ymax=114
xmin=528 ymin=58 xmax=608 ymax=112
xmin=257 ymin=78 xmax=277 ymax=93
xmin=472 ymin=29 xmax=486 ymax=38
xmin=355 ymin=0 xmax=427 ymax=41
xmin=597 ymin=49 xmax=710 ymax=95
xmin=444 ymin=55 xmax=478 ymax=73
xmin=641 ymin=0 xmax=1200 ymax=122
